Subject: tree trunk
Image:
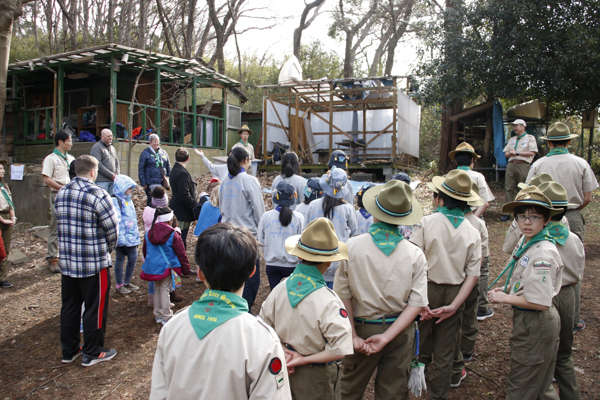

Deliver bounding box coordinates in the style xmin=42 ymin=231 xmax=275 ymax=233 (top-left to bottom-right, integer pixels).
xmin=82 ymin=0 xmax=88 ymax=46
xmin=343 ymin=31 xmax=355 ymax=78
xmin=125 ymin=1 xmax=132 ymax=46
xmin=293 ymin=0 xmax=325 ymax=60
xmin=185 ymin=0 xmax=197 ymax=58
xmin=138 ymin=0 xmax=146 ymax=49
xmin=69 ymin=0 xmax=76 ymax=49
xmin=107 ymin=0 xmax=114 ymax=42
xmin=33 ymin=0 xmax=38 ymax=48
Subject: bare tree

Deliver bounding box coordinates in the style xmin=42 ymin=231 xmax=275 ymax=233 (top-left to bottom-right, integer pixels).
xmin=293 ymin=0 xmax=325 ymax=60
xmin=138 ymin=0 xmax=146 ymax=49
xmin=206 ymin=0 xmax=244 ymax=73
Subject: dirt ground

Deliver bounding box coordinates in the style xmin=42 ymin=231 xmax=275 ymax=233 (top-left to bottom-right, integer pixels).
xmin=0 ymin=172 xmax=599 ymax=400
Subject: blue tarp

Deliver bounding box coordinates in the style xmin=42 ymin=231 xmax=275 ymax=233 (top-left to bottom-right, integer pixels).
xmin=493 ymin=100 xmax=507 ymax=168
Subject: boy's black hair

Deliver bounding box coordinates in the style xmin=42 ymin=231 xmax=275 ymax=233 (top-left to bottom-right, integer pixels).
xmin=439 ymin=191 xmax=469 ymax=212
xmin=227 ymin=147 xmax=249 ymax=177
xmin=550 ymin=207 xmax=567 ymax=221
xmin=195 ymin=223 xmax=258 ymax=292
xmin=513 ymin=205 xmax=551 ymax=222
xmin=54 ymin=130 xmax=71 ymax=147
xmin=550 ymin=139 xmax=570 ymax=147
xmin=454 ymin=152 xmax=474 ymax=167
xmin=298 ymin=259 xmax=322 ymax=267
xmin=281 ymin=152 xmax=301 ymax=178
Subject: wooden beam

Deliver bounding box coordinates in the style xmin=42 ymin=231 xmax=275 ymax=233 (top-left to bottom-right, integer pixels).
xmin=268 ymin=98 xmax=290 ymax=140
xmin=263 ymin=89 xmax=268 ymax=161
xmin=391 ymin=81 xmax=397 ymax=162
xmin=366 ymin=122 xmax=395 ymax=146
xmin=449 ymin=100 xmax=494 ymax=122
xmin=310 ymin=111 xmax=352 ymax=140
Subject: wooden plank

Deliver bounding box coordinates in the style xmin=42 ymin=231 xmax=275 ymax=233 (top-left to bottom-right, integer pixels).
xmin=263 ymin=89 xmax=268 ymax=161
xmin=449 ymin=100 xmax=494 ymax=122
xmin=366 ymin=121 xmax=395 ymax=146
xmin=267 ymin=121 xmax=287 ymax=130
xmin=392 ymin=80 xmax=397 ymax=161
xmin=310 ymin=112 xmax=352 ymax=139
xmin=268 ymin=98 xmax=290 ymax=140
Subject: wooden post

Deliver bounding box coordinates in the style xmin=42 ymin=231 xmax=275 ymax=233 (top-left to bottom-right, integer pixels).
xmin=263 ymin=89 xmax=268 ymax=161
xmin=57 ymin=64 xmax=64 ymax=129
xmin=329 ymin=82 xmax=334 ymax=158
xmin=110 ymin=56 xmax=117 ymax=133
xmin=222 ymin=87 xmax=227 ymax=149
xmin=191 ymin=77 xmax=197 ymax=146
xmin=391 ymin=78 xmax=398 ymax=163
xmin=294 ymin=94 xmax=300 ymax=153
xmin=362 ymin=103 xmax=367 ymax=163
xmin=155 ymin=67 xmax=161 ymax=137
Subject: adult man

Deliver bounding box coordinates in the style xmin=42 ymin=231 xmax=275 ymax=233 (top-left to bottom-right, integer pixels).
xmin=139 ymin=134 xmax=171 ymax=206
xmin=56 ymin=155 xmax=119 ymax=367
xmin=169 ymin=148 xmax=196 ymax=248
xmin=42 ymin=130 xmax=75 ymax=273
xmin=501 ymin=119 xmax=538 ymax=221
xmin=90 ymin=128 xmax=120 ymax=195
xmin=526 ymin=121 xmax=598 ymax=333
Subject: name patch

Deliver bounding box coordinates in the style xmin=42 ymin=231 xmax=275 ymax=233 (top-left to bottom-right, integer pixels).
xmin=519 ymin=256 xmax=529 ymax=267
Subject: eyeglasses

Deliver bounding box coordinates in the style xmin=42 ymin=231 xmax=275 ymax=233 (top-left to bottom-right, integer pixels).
xmin=515 ymin=214 xmax=544 ymax=223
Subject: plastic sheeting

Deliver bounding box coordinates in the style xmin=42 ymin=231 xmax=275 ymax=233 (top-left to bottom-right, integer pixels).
xmin=493 ymin=100 xmax=507 ymax=168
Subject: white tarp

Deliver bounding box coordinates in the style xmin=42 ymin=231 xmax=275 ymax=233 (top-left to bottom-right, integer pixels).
xmin=397 ymin=91 xmax=420 ymax=158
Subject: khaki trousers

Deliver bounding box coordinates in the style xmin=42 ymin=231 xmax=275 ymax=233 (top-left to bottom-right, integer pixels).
xmin=506 ymin=307 xmax=560 ymax=400
xmin=418 ymin=282 xmax=464 ymax=400
xmin=291 ymin=361 xmax=339 ymax=400
xmin=341 ymin=321 xmax=414 ymax=400
xmin=552 ymin=286 xmax=580 ymax=400
xmin=153 ymin=276 xmax=173 ymax=322
xmin=452 ymin=283 xmax=479 ymax=382
xmin=46 ymin=191 xmax=59 ymax=261
xmin=0 ymin=213 xmax=13 ymax=281
xmin=505 ymin=162 xmax=530 ymax=203
xmin=478 ymin=256 xmax=490 ymax=311
xmin=565 ymin=209 xmax=585 ymax=327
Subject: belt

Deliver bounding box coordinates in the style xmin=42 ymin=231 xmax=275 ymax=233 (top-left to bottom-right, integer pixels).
xmin=512 ymin=306 xmax=540 ymax=313
xmin=509 ymin=160 xmax=529 ymax=164
xmin=354 ymin=314 xmax=400 ymax=325
xmin=561 ymin=283 xmax=576 ymax=289
xmin=0 ymin=210 xmax=9 ymax=214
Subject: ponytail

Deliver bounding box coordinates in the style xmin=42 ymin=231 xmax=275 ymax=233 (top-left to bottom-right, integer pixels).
xmin=228 ymin=147 xmax=249 ymax=177
xmin=278 ymin=205 xmax=293 ymax=227
xmin=322 ymin=195 xmax=345 ymax=220
xmin=281 ymin=152 xmax=300 ymax=178
xmin=150 ymin=206 xmax=173 ymax=232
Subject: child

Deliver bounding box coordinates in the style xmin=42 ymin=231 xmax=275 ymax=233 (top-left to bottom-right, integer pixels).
xmin=410 ymin=170 xmax=482 ymax=400
xmin=143 ymin=186 xmax=168 ymax=233
xmin=193 ymin=178 xmax=220 ymax=221
xmin=150 ymin=223 xmax=291 ymax=399
xmin=328 ymin=150 xmax=354 ymax=205
xmin=306 ymin=167 xmax=357 ymax=288
xmin=111 ymin=175 xmax=141 ymax=295
xmin=355 ymin=183 xmax=376 ymax=234
xmin=391 ymin=172 xmax=416 ymax=239
xmin=140 ymin=207 xmax=190 ymax=325
xmin=295 ymin=178 xmax=323 ymax=219
xmin=258 ymin=181 xmax=305 ymax=290
xmin=334 ymin=180 xmax=427 ymax=399
xmin=194 ymin=183 xmax=222 ymax=237
xmin=259 ymin=218 xmax=353 ymax=400
xmin=488 ymin=186 xmax=563 ymax=400
xmin=271 ymin=152 xmax=306 ymax=210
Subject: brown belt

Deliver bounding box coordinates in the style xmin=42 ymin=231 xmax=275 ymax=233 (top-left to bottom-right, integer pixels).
xmin=509 ymin=160 xmax=529 ymax=164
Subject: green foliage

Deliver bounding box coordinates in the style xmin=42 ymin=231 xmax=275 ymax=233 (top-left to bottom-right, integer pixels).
xmin=299 ymin=41 xmax=343 ymax=80
xmin=418 ymin=105 xmax=442 ymax=168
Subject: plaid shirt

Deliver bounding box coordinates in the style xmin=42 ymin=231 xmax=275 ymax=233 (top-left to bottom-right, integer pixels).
xmin=55 ymin=177 xmax=119 ymax=278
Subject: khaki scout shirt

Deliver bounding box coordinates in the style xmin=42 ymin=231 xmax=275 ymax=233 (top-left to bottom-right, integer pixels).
xmin=465 ymin=169 xmax=495 ymax=203
xmin=232 ymin=141 xmax=256 ymax=159
xmin=503 ymin=133 xmax=538 ymax=163
xmin=0 ymin=184 xmax=13 ymax=212
xmin=259 ymin=284 xmax=353 ymax=357
xmin=150 ymin=308 xmax=291 ymax=400
xmin=507 ymin=239 xmax=563 ymax=307
xmin=465 ymin=213 xmax=490 ymax=258
xmin=502 ymin=216 xmax=570 ymax=254
xmin=42 ymin=152 xmax=75 ymax=189
xmin=410 ymin=213 xmax=481 ymax=285
xmin=334 ymin=234 xmax=428 ymax=319
xmin=555 ymin=232 xmax=584 ymax=286
xmin=527 ymin=153 xmax=599 ymax=209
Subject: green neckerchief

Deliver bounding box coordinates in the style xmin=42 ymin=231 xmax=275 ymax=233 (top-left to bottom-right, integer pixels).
xmin=187 ymin=289 xmax=248 ymax=340
xmin=239 ymin=140 xmax=248 ymax=146
xmin=0 ymin=183 xmax=14 ymax=210
xmin=457 ymin=165 xmax=470 ymax=171
xmin=53 ymin=147 xmax=71 ymax=168
xmin=503 ymin=227 xmax=555 ymax=292
xmin=434 ymin=206 xmax=466 ymax=229
xmin=546 ymin=221 xmax=569 ymax=245
xmin=286 ymin=263 xmax=326 ymax=308
xmin=369 ymin=221 xmax=404 ymax=256
xmin=546 ymin=148 xmax=569 ymax=157
xmin=514 ymin=133 xmax=526 ymax=151
xmin=153 ymin=152 xmax=164 ymax=169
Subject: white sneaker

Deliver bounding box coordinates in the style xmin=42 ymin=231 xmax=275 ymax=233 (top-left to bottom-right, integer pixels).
xmin=125 ymin=283 xmax=139 ymax=292
xmin=117 ymin=285 xmax=131 ymax=294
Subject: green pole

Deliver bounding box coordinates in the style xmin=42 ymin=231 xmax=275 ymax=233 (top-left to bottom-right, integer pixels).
xmin=221 ymin=88 xmax=227 ymax=148
xmin=155 ymin=67 xmax=161 ymax=139
xmin=110 ymin=57 xmax=117 ymax=133
xmin=57 ymin=65 xmax=64 ymax=129
xmin=192 ymin=77 xmax=197 ymax=146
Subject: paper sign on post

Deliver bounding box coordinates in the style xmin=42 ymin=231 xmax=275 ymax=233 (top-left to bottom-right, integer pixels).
xmin=10 ymin=165 xmax=24 ymax=181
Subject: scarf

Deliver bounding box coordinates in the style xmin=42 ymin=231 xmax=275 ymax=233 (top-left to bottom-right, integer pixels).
xmin=53 ymin=148 xmax=71 ymax=168
xmin=0 ymin=183 xmax=14 ymax=210
xmin=188 ymin=290 xmax=248 ymax=340
xmin=286 ymin=264 xmax=326 ymax=308
xmin=514 ymin=133 xmax=526 ymax=151
xmin=546 ymin=221 xmax=569 ymax=245
xmin=228 ymin=167 xmax=246 ymax=180
xmin=359 ymin=208 xmax=371 ymax=219
xmin=546 ymin=148 xmax=569 ymax=157
xmin=434 ymin=206 xmax=466 ymax=229
xmin=368 ymin=221 xmax=403 ymax=256
xmin=457 ymin=165 xmax=470 ymax=171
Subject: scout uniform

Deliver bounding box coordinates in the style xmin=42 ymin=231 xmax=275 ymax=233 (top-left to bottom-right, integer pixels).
xmin=410 ymin=170 xmax=482 ymax=400
xmin=334 ymin=180 xmax=428 ymax=400
xmin=0 ymin=160 xmax=14 ymax=286
xmin=150 ymin=290 xmax=291 ymax=399
xmin=495 ymin=187 xmax=563 ymax=400
xmin=538 ymin=182 xmax=584 ymax=400
xmin=259 ymin=218 xmax=353 ymax=400
xmin=449 ymin=142 xmax=496 ymax=206
xmin=41 ymin=148 xmax=75 ymax=268
xmin=355 ymin=183 xmax=376 ymax=235
xmin=232 ymin=124 xmax=256 ymax=159
xmin=503 ymin=122 xmax=538 ymax=203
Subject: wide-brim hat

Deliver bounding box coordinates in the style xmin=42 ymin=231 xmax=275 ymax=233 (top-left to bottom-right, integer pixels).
xmin=537 ymin=182 xmax=578 ymax=208
xmin=273 ymin=181 xmax=297 ymax=206
xmin=448 ymin=142 xmax=481 ymax=161
xmin=540 ymin=122 xmax=578 ymax=141
xmin=236 ymin=124 xmax=253 ymax=136
xmin=285 ymin=218 xmax=348 ymax=262
xmin=320 ymin=167 xmax=348 ymax=199
xmin=467 ymin=183 xmax=485 ymax=207
xmin=328 ymin=150 xmax=349 ymax=170
xmin=0 ymin=159 xmax=7 ymax=166
xmin=518 ymin=172 xmax=554 ymax=190
xmin=431 ymin=169 xmax=481 ymax=203
xmin=501 ymin=186 xmax=562 ymax=215
xmin=363 ymin=180 xmax=423 ymax=225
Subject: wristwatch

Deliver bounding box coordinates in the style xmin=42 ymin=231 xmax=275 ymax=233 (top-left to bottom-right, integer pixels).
xmin=516 ymin=151 xmax=520 ymax=156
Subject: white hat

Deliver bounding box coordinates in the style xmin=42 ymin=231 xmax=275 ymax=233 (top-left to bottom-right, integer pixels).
xmin=509 ymin=119 xmax=527 ymax=127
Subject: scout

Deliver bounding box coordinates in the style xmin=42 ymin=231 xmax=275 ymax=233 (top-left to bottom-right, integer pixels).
xmin=488 ymin=186 xmax=563 ymax=400
xmin=334 ymin=180 xmax=428 ymax=399
xmin=538 ymin=182 xmax=584 ymax=400
xmin=328 ymin=150 xmax=355 ymax=205
xmin=41 ymin=130 xmax=75 ymax=273
xmin=355 ymin=183 xmax=376 ymax=234
xmin=149 ymin=223 xmax=291 ymax=399
xmin=526 ymin=122 xmax=598 ymax=333
xmin=259 ymin=218 xmax=353 ymax=400
xmin=501 ymin=119 xmax=538 ymax=221
xmin=410 ymin=170 xmax=482 ymax=400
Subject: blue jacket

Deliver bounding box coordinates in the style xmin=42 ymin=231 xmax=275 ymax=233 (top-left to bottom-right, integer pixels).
xmin=112 ymin=175 xmax=141 ymax=247
xmin=194 ymin=202 xmax=221 ymax=236
xmin=138 ymin=146 xmax=171 ymax=187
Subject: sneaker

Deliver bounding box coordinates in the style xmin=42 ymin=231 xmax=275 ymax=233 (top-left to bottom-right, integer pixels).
xmin=155 ymin=318 xmax=164 ymax=324
xmin=573 ymin=319 xmax=585 ymax=334
xmin=450 ymin=369 xmax=467 ymax=388
xmin=116 ymin=285 xmax=131 ymax=295
xmin=62 ymin=346 xmax=82 ymax=364
xmin=125 ymin=283 xmax=139 ymax=292
xmin=0 ymin=281 xmax=13 ymax=288
xmin=500 ymin=214 xmax=511 ymax=222
xmin=47 ymin=258 xmax=60 ymax=274
xmin=477 ymin=307 xmax=494 ymax=321
xmin=169 ymin=290 xmax=183 ymax=303
xmin=81 ymin=349 xmax=117 ymax=367
xmin=463 ymin=351 xmax=475 ymax=362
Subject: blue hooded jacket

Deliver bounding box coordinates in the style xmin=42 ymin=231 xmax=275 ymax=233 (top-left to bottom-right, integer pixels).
xmin=112 ymin=175 xmax=141 ymax=247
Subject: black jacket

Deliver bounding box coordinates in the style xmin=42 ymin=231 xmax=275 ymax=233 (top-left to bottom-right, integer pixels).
xmin=168 ymin=163 xmax=196 ymax=222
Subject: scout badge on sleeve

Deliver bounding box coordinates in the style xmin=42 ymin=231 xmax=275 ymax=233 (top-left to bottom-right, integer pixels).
xmin=408 ymin=322 xmax=427 ymax=397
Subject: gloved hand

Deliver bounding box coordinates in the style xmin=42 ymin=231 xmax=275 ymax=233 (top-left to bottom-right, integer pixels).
xmin=408 ymin=361 xmax=427 ymax=397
